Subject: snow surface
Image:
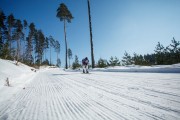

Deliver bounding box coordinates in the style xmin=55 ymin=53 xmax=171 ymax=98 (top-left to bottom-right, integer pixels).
xmin=92 ymin=64 xmax=180 ymax=73
xmin=0 ymin=59 xmax=180 ymax=120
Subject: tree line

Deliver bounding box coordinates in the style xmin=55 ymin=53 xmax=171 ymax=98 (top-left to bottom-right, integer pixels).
xmin=96 ymin=38 xmax=180 ymax=68
xmin=2 ymin=1 xmax=179 ymax=69
xmin=0 ymin=10 xmax=61 ymax=67
xmin=1 ymin=1 xmax=96 ymax=69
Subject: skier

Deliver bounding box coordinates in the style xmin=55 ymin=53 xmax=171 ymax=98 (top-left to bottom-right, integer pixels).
xmin=82 ymin=57 xmax=89 ymax=73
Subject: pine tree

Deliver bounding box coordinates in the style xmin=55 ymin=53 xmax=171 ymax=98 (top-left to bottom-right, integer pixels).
xmin=68 ymin=48 xmax=72 ymax=67
xmin=57 ymin=58 xmax=61 ymax=67
xmin=34 ymin=30 xmax=45 ymax=66
xmin=56 ymin=3 xmax=73 ymax=69
xmin=0 ymin=10 xmax=7 ymax=58
xmin=42 ymin=59 xmax=49 ymax=65
xmin=25 ymin=23 xmax=36 ymax=65
xmin=169 ymin=37 xmax=180 ymax=64
xmin=72 ymin=55 xmax=80 ymax=69
xmin=97 ymin=58 xmax=107 ymax=68
xmin=154 ymin=42 xmax=164 ymax=64
xmin=22 ymin=20 xmax=28 ymax=62
xmin=109 ymin=56 xmax=120 ymax=66
xmin=122 ymin=51 xmax=133 ymax=65
xmin=43 ymin=37 xmax=49 ymax=61
xmin=55 ymin=40 xmax=60 ymax=67
xmin=25 ymin=37 xmax=33 ymax=65
xmin=14 ymin=19 xmax=23 ymax=65
xmin=49 ymin=36 xmax=55 ymax=65
xmin=6 ymin=14 xmax=15 ymax=58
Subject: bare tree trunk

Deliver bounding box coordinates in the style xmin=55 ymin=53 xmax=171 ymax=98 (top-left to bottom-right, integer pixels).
xmin=69 ymin=57 xmax=70 ymax=68
xmin=22 ymin=28 xmax=26 ymax=62
xmin=57 ymin=52 xmax=58 ymax=66
xmin=20 ymin=38 xmax=22 ymax=62
xmin=29 ymin=36 xmax=33 ymax=65
xmin=8 ymin=27 xmax=12 ymax=57
xmin=50 ymin=46 xmax=51 ymax=65
xmin=64 ymin=20 xmax=68 ymax=69
xmin=16 ymin=38 xmax=20 ymax=65
xmin=87 ymin=0 xmax=95 ymax=68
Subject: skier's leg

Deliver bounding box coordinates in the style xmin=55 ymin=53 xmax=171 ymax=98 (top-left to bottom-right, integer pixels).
xmin=85 ymin=65 xmax=87 ymax=73
xmin=83 ymin=65 xmax=85 ymax=73
xmin=86 ymin=65 xmax=89 ymax=73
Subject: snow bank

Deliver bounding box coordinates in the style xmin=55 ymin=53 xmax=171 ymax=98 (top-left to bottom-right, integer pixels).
xmin=0 ymin=59 xmax=36 ymax=103
xmin=0 ymin=59 xmax=35 ymax=86
xmin=92 ymin=64 xmax=180 ymax=73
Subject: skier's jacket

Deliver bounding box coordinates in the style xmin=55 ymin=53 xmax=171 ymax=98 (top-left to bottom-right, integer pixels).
xmin=82 ymin=58 xmax=89 ymax=65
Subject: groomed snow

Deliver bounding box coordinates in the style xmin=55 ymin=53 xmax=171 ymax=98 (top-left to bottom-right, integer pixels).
xmin=0 ymin=59 xmax=180 ymax=120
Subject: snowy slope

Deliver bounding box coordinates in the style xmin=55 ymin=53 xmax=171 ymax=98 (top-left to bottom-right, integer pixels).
xmin=0 ymin=59 xmax=36 ymax=103
xmin=0 ymin=59 xmax=180 ymax=120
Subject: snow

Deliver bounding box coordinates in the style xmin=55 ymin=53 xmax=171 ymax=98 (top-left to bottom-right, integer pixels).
xmin=0 ymin=59 xmax=36 ymax=103
xmin=92 ymin=64 xmax=180 ymax=73
xmin=0 ymin=59 xmax=180 ymax=120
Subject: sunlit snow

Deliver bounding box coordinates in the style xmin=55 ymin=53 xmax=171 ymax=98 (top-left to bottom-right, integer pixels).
xmin=0 ymin=59 xmax=180 ymax=120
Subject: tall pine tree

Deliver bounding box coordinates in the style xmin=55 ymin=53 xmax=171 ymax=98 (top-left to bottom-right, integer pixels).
xmin=56 ymin=3 xmax=73 ymax=69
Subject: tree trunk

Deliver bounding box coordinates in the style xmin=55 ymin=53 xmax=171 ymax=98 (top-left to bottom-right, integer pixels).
xmin=8 ymin=27 xmax=12 ymax=57
xmin=64 ymin=20 xmax=68 ymax=69
xmin=20 ymin=37 xmax=22 ymax=62
xmin=22 ymin=28 xmax=26 ymax=62
xmin=57 ymin=52 xmax=58 ymax=67
xmin=87 ymin=0 xmax=95 ymax=68
xmin=30 ymin=36 xmax=33 ymax=65
xmin=69 ymin=58 xmax=70 ymax=68
xmin=16 ymin=38 xmax=20 ymax=65
xmin=50 ymin=46 xmax=51 ymax=65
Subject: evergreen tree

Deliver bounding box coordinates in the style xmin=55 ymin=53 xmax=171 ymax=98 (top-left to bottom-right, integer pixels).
xmin=1 ymin=43 xmax=9 ymax=59
xmin=143 ymin=54 xmax=155 ymax=65
xmin=22 ymin=20 xmax=28 ymax=62
xmin=34 ymin=30 xmax=45 ymax=66
xmin=25 ymin=23 xmax=36 ymax=65
xmin=67 ymin=48 xmax=72 ymax=67
xmin=132 ymin=53 xmax=141 ymax=65
xmin=42 ymin=59 xmax=49 ymax=65
xmin=122 ymin=51 xmax=133 ymax=65
xmin=132 ymin=38 xmax=180 ymax=65
xmin=6 ymin=14 xmax=15 ymax=58
xmin=55 ymin=40 xmax=60 ymax=67
xmin=56 ymin=58 xmax=61 ymax=67
xmin=49 ymin=36 xmax=55 ymax=65
xmin=56 ymin=3 xmax=73 ymax=69
xmin=169 ymin=37 xmax=180 ymax=64
xmin=72 ymin=55 xmax=81 ymax=69
xmin=25 ymin=37 xmax=33 ymax=65
xmin=154 ymin=42 xmax=164 ymax=64
xmin=97 ymin=58 xmax=107 ymax=68
xmin=0 ymin=10 xmax=7 ymax=58
xmin=14 ymin=19 xmax=23 ymax=64
xmin=109 ymin=56 xmax=120 ymax=66
xmin=43 ymin=37 xmax=49 ymax=61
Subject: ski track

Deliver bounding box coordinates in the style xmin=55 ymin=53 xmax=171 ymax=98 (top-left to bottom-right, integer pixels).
xmin=0 ymin=69 xmax=180 ymax=120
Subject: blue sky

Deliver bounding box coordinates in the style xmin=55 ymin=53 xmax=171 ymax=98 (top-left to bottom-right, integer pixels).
xmin=0 ymin=0 xmax=180 ymax=66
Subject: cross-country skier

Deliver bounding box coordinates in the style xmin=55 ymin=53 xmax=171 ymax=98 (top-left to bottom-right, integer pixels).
xmin=82 ymin=57 xmax=89 ymax=73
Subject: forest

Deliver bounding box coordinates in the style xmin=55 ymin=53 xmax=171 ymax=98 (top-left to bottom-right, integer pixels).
xmin=97 ymin=38 xmax=180 ymax=68
xmin=0 ymin=10 xmax=61 ymax=67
